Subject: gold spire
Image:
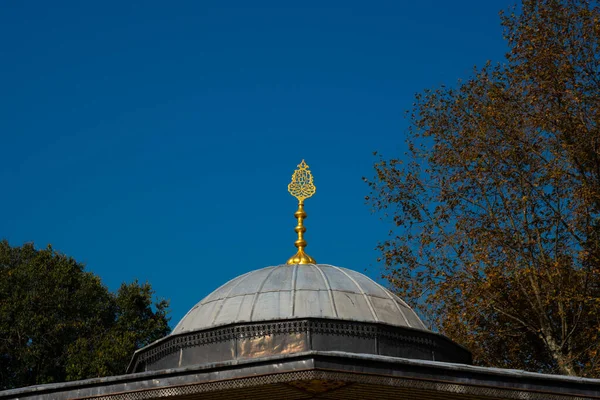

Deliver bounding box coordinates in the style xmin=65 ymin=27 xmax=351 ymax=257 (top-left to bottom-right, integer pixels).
xmin=286 ymin=160 xmax=317 ymax=265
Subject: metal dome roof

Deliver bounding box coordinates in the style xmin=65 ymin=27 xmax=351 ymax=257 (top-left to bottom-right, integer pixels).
xmin=172 ymin=264 xmax=427 ymax=334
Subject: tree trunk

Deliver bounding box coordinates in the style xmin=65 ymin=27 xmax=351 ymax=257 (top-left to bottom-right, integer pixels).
xmin=544 ymin=333 xmax=576 ymax=376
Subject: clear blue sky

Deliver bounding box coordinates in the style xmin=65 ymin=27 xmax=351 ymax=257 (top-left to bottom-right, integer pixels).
xmin=1 ymin=1 xmax=515 ymax=326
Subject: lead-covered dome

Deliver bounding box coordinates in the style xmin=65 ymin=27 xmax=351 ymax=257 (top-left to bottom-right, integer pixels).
xmin=173 ymin=264 xmax=426 ymax=334
xmin=128 ymin=263 xmax=472 ymax=373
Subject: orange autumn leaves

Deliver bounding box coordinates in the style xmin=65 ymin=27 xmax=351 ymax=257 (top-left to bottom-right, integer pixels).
xmin=366 ymin=0 xmax=600 ymax=377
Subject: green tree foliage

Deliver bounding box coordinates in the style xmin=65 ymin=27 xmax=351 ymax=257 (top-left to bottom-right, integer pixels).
xmin=365 ymin=0 xmax=600 ymax=377
xmin=0 ymin=240 xmax=170 ymax=390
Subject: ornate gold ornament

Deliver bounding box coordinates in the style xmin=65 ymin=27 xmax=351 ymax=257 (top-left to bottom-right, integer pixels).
xmin=286 ymin=160 xmax=317 ymax=265
xmin=287 ymin=160 xmax=316 ymax=201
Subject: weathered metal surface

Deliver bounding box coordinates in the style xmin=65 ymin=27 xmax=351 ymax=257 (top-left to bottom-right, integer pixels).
xmin=128 ymin=318 xmax=472 ymax=374
xmin=172 ymin=264 xmax=426 ymax=335
xmin=4 ymin=351 xmax=600 ymax=400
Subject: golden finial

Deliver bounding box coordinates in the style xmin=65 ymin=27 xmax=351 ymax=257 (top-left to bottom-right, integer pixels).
xmin=286 ymin=160 xmax=317 ymax=265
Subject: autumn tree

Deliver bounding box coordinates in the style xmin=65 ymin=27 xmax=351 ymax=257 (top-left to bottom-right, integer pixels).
xmin=366 ymin=0 xmax=600 ymax=377
xmin=0 ymin=240 xmax=170 ymax=390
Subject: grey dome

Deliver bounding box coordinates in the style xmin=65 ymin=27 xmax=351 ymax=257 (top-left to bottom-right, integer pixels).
xmin=173 ymin=264 xmax=426 ymax=334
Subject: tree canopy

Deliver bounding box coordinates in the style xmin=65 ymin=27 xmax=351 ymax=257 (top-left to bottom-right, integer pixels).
xmin=0 ymin=240 xmax=170 ymax=390
xmin=366 ymin=0 xmax=600 ymax=377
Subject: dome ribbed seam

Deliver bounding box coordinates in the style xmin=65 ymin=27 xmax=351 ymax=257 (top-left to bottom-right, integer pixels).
xmin=312 ymin=264 xmax=338 ymax=318
xmin=249 ymin=267 xmax=280 ymax=320
xmin=291 ymin=264 xmax=299 ymax=317
xmin=209 ymin=269 xmax=265 ymax=326
xmin=173 ymin=270 xmax=253 ymax=334
xmin=329 ymin=265 xmax=379 ymax=322
xmin=231 ymin=268 xmax=272 ymax=323
xmin=370 ymin=277 xmax=412 ymax=327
